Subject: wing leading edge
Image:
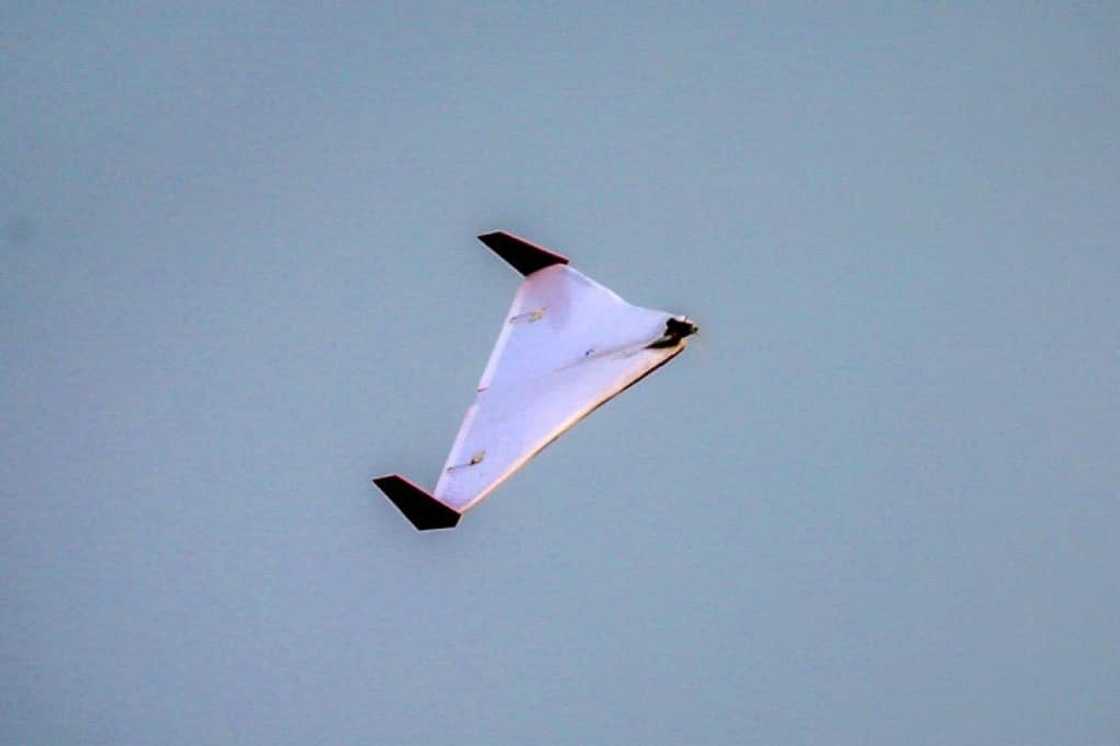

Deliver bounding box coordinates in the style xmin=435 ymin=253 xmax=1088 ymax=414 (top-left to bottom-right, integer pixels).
xmin=373 ymin=231 xmax=696 ymax=530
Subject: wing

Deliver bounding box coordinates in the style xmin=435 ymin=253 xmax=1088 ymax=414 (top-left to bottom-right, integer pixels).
xmin=373 ymin=232 xmax=696 ymax=530
xmin=432 ymin=264 xmax=679 ymax=510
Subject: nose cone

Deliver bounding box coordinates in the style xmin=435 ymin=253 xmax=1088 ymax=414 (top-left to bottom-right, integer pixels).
xmin=666 ymin=316 xmax=699 ymax=339
xmin=643 ymin=316 xmax=699 ymax=349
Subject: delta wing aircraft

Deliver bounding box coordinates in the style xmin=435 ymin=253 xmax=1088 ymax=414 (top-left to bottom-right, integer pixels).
xmin=374 ymin=231 xmax=697 ymax=530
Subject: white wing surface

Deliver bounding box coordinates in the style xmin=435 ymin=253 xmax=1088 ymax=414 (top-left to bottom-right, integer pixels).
xmin=373 ymin=232 xmax=695 ymax=530
xmin=434 ymin=264 xmax=680 ymax=510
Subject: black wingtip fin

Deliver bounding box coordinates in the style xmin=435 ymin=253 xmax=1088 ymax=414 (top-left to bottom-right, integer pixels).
xmin=478 ymin=231 xmax=569 ymax=276
xmin=373 ymin=475 xmax=461 ymax=531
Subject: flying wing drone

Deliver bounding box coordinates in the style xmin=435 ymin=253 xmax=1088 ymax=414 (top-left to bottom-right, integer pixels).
xmin=373 ymin=231 xmax=697 ymax=530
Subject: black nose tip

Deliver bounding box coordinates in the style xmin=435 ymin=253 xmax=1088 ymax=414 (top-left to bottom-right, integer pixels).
xmin=665 ymin=317 xmax=698 ymax=339
xmin=647 ymin=317 xmax=699 ymax=349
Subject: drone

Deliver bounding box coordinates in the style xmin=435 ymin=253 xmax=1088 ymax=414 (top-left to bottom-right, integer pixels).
xmin=374 ymin=231 xmax=697 ymax=530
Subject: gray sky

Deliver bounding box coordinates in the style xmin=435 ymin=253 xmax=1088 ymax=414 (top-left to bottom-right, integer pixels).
xmin=3 ymin=2 xmax=1118 ymax=744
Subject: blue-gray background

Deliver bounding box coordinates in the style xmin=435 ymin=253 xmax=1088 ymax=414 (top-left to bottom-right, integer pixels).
xmin=3 ymin=3 xmax=1118 ymax=744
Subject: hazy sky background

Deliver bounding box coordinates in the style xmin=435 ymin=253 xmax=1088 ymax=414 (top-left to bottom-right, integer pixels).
xmin=3 ymin=2 xmax=1118 ymax=744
